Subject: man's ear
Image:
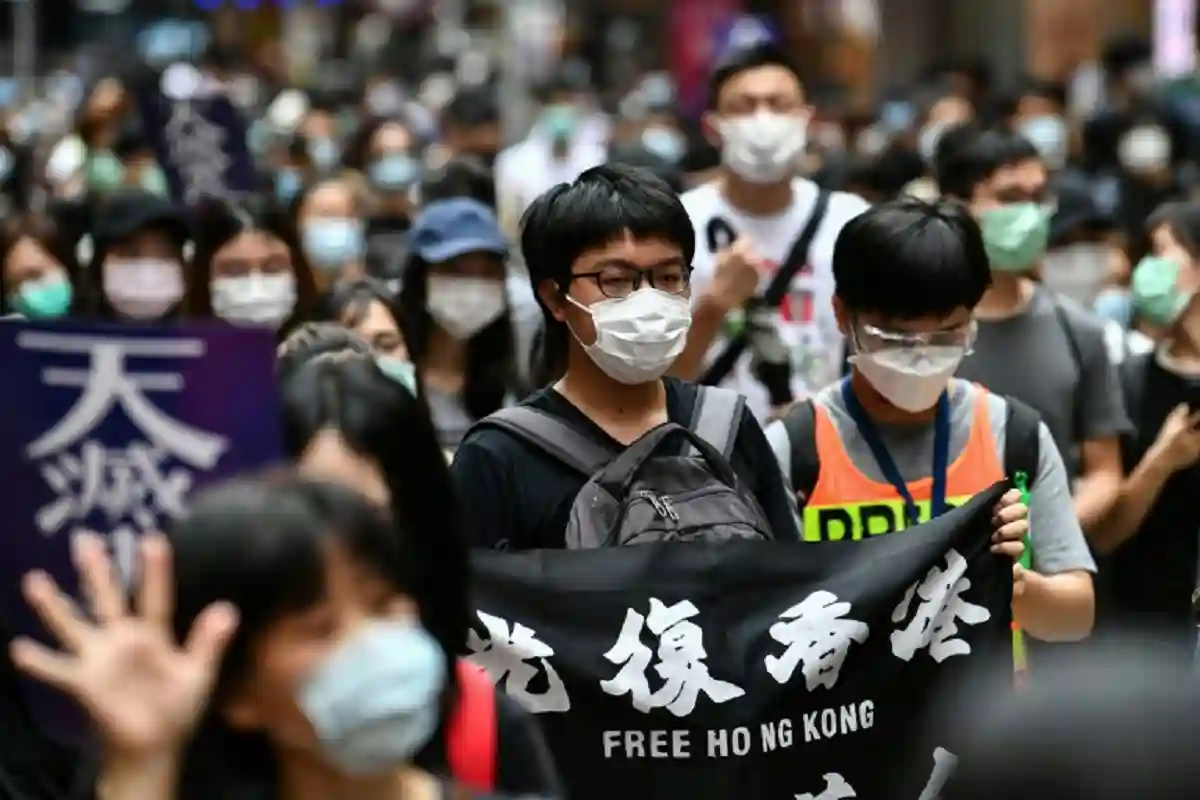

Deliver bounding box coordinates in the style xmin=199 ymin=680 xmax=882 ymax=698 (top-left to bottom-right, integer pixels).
xmin=701 ymin=111 xmax=723 ymax=149
xmin=537 ymin=278 xmax=566 ymax=322
xmin=832 ymin=296 xmax=851 ymax=337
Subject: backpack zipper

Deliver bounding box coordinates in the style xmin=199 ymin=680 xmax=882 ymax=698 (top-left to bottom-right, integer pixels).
xmin=637 ymin=490 xmax=671 ymax=519
xmin=659 ymin=495 xmax=680 ymax=521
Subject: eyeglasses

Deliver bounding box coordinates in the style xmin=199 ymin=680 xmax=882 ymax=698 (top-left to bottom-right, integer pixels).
xmin=570 ymin=263 xmax=693 ymax=300
xmin=853 ymin=320 xmax=977 ymax=354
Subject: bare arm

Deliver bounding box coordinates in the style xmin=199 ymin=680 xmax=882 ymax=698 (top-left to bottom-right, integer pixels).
xmin=97 ymin=753 xmax=178 ymax=800
xmin=1074 ymin=436 xmax=1124 ymax=534
xmin=1012 ymin=569 xmax=1095 ymax=642
xmin=1090 ymin=448 xmax=1176 ymax=555
xmin=671 ymin=294 xmax=730 ymax=381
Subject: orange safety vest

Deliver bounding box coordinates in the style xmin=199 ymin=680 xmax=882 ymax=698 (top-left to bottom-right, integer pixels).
xmin=801 ymin=386 xmax=1004 ymax=542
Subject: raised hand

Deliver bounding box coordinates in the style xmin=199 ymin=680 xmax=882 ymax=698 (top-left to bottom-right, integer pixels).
xmin=10 ymin=532 xmax=238 ymax=758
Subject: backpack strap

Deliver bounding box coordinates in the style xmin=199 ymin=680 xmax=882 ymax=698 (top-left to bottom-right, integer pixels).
xmin=1119 ymin=351 xmax=1152 ymax=427
xmin=474 ymin=406 xmax=615 ymax=476
xmin=687 ymin=386 xmax=745 ymax=460
xmin=1051 ymin=298 xmax=1086 ymax=444
xmin=447 ymin=660 xmax=497 ymax=792
xmin=1003 ymin=396 xmax=1043 ymax=485
xmin=780 ymin=399 xmax=821 ymax=506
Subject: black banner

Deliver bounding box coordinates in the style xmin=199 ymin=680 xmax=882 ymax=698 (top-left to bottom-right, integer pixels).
xmin=467 ymin=482 xmax=1013 ymax=800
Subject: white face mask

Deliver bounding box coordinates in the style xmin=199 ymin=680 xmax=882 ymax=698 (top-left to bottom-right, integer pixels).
xmin=850 ymin=346 xmax=965 ymax=412
xmin=103 ymin=258 xmax=184 ymax=320
xmin=1119 ymin=126 xmax=1171 ymax=172
xmin=718 ymin=111 xmax=807 ymax=184
xmin=210 ymin=272 xmax=297 ymax=328
xmin=426 ymin=275 xmax=507 ymax=340
xmin=1041 ymin=243 xmax=1112 ymax=306
xmin=567 ymin=287 xmax=692 ymax=385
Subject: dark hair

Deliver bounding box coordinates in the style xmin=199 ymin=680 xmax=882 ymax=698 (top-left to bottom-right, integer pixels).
xmin=520 ymin=163 xmax=695 ymax=382
xmin=344 ymin=117 xmax=418 ymax=174
xmin=441 ymin=86 xmax=500 ymax=130
xmin=276 ymin=321 xmax=373 ymax=382
xmin=187 ymin=199 xmax=318 ymax=338
xmin=326 ymin=276 xmax=406 ymax=342
xmin=833 ymin=197 xmax=991 ymax=318
xmin=420 ymin=157 xmax=496 ymax=210
xmin=707 ymin=43 xmax=802 ymax=110
xmin=1145 ymin=200 xmax=1200 ymax=260
xmin=0 ymin=214 xmax=81 ymax=314
xmin=1005 ymin=76 xmax=1068 ymax=116
xmin=84 ymin=206 xmax=190 ymax=322
xmin=935 ymin=126 xmax=1039 ymax=200
xmin=607 ymin=143 xmax=684 ymax=194
xmin=396 ymin=250 xmax=515 ymax=420
xmin=168 ymin=471 xmax=456 ymax=798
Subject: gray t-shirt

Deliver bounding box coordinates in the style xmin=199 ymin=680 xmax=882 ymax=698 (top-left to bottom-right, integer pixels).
xmin=955 ymin=287 xmax=1131 ymax=476
xmin=765 ymin=378 xmax=1096 ymax=576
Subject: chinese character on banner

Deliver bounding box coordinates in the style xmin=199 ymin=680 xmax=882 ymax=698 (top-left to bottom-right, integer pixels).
xmin=0 ymin=319 xmax=281 ymax=743
xmin=467 ymin=610 xmax=571 ymax=713
xmin=765 ymin=589 xmax=869 ymax=691
xmin=891 ymin=548 xmax=992 ymax=663
xmin=601 ymin=598 xmax=744 ymax=717
xmin=795 ymin=772 xmax=857 ymax=800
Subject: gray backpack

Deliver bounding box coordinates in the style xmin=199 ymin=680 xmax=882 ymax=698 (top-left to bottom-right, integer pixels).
xmin=479 ymin=387 xmax=774 ymax=548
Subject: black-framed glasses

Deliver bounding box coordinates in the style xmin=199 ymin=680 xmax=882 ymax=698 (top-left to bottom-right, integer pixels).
xmin=570 ymin=263 xmax=693 ymax=299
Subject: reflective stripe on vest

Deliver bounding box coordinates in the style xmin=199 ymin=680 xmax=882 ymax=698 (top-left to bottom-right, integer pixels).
xmin=801 ymin=386 xmax=1003 ymax=542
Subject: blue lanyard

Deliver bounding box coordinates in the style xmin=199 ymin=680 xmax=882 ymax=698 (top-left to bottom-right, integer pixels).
xmin=840 ymin=378 xmax=951 ymax=526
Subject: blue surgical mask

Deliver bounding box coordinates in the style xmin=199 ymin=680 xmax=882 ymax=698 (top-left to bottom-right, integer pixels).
xmin=308 ymin=137 xmax=341 ymax=173
xmin=302 ymin=217 xmax=365 ymax=271
xmin=275 ymin=168 xmax=303 ymax=204
xmin=1093 ymin=287 xmax=1134 ymax=329
xmin=540 ymin=104 xmax=579 ymax=141
xmin=298 ymin=620 xmax=445 ymax=776
xmin=10 ymin=275 xmax=72 ymax=319
xmin=640 ymin=126 xmax=686 ymax=163
xmin=369 ymin=154 xmax=420 ymax=191
xmin=376 ymin=356 xmax=418 ymax=394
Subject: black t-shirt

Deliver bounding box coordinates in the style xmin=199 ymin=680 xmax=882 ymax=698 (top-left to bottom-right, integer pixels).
xmin=451 ymin=377 xmax=801 ymax=549
xmin=1109 ymin=355 xmax=1200 ymax=642
xmin=418 ymin=691 xmax=561 ymax=796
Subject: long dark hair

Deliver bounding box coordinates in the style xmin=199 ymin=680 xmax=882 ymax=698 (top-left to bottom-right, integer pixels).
xmin=0 ymin=213 xmax=81 ymax=315
xmin=396 ymin=251 xmax=519 ymax=420
xmin=187 ymin=198 xmax=318 ymax=339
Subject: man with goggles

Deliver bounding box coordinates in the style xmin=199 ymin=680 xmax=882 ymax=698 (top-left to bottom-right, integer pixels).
xmin=767 ymin=198 xmax=1096 ymax=647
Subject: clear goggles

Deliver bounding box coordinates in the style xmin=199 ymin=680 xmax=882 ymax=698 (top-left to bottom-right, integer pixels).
xmin=852 ymin=319 xmax=977 ymax=355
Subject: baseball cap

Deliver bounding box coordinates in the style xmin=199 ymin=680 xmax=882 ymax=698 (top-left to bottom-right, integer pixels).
xmin=94 ymin=188 xmax=190 ymax=249
xmin=409 ymin=198 xmax=506 ymax=264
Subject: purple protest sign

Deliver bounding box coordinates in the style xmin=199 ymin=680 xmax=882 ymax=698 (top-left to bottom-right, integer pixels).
xmin=0 ymin=319 xmax=282 ymax=745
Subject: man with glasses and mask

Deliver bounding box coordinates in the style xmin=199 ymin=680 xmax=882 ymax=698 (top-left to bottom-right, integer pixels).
xmin=767 ymin=199 xmax=1095 ymax=644
xmin=941 ymin=127 xmax=1131 ymax=541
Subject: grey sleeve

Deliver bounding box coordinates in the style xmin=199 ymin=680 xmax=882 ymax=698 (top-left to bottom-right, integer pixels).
xmin=763 ymin=418 xmax=805 ymax=538
xmin=1073 ymin=316 xmax=1133 ymax=441
xmin=1028 ymin=420 xmax=1097 ymax=574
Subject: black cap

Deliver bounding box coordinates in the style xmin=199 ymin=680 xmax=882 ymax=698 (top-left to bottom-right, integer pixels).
xmin=1050 ymin=174 xmax=1113 ymax=246
xmin=94 ymin=188 xmax=190 ymax=249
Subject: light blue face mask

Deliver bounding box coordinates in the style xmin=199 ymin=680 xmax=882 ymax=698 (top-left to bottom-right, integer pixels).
xmin=540 ymin=104 xmax=580 ymax=141
xmin=308 ymin=137 xmax=342 ymax=173
xmin=298 ymin=620 xmax=445 ymax=776
xmin=275 ymin=169 xmax=303 ymax=204
xmin=10 ymin=275 xmax=72 ymax=319
xmin=302 ymin=218 xmax=365 ymax=271
xmin=376 ymin=356 xmax=418 ymax=395
xmin=1092 ymin=287 xmax=1134 ymax=329
xmin=369 ymin=154 xmax=420 ymax=192
xmin=640 ymin=126 xmax=686 ymax=163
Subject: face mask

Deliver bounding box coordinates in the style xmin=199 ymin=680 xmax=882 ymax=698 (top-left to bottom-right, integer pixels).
xmin=567 ymin=287 xmax=692 ymax=385
xmin=298 ymin=620 xmax=445 ymax=777
xmin=850 ymin=346 xmax=965 ymax=413
xmin=540 ymin=104 xmax=580 ymax=141
xmin=376 ymin=356 xmax=418 ymax=395
xmin=1132 ymin=256 xmax=1193 ymax=326
xmin=303 ymin=218 xmax=365 ymax=271
xmin=103 ymin=258 xmax=184 ymax=320
xmin=1018 ymin=115 xmax=1069 ymax=171
xmin=276 ymin=168 xmax=303 ymax=204
xmin=979 ymin=203 xmax=1050 ymax=272
xmin=210 ymin=272 xmax=297 ymax=328
xmin=640 ymin=126 xmax=686 ymax=163
xmin=369 ymin=154 xmax=420 ymax=192
xmin=426 ymin=275 xmax=506 ymax=340
xmin=718 ymin=111 xmax=808 ymax=184
xmin=308 ymin=137 xmax=342 ymax=173
xmin=1041 ymin=243 xmax=1111 ymax=304
xmin=10 ymin=274 xmax=72 ymax=319
xmin=1092 ymin=286 xmax=1134 ymax=328
xmin=86 ymin=151 xmax=124 ymax=191
xmin=1119 ymin=126 xmax=1171 ymax=173
xmin=139 ymin=166 xmax=170 ymax=197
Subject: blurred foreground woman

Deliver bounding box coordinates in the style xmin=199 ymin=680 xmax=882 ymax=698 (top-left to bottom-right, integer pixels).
xmin=10 ymin=474 xmax=557 ymax=800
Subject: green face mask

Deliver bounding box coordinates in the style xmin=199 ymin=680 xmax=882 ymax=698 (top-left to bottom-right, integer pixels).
xmin=979 ymin=202 xmax=1051 ymax=272
xmin=1131 ymin=255 xmax=1192 ymax=326
xmin=140 ymin=166 xmax=170 ymax=197
xmin=10 ymin=276 xmax=73 ymax=319
xmin=86 ymin=151 xmax=125 ymax=191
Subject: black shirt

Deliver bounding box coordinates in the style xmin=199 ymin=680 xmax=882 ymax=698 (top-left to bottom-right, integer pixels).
xmin=1108 ymin=354 xmax=1200 ymax=645
xmin=451 ymin=377 xmax=801 ymax=549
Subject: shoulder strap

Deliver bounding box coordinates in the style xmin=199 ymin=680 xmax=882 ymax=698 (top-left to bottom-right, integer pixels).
xmin=447 ymin=660 xmax=497 ymax=792
xmin=474 ymin=407 xmax=615 ymax=475
xmin=688 ymin=386 xmax=745 ymax=459
xmin=1051 ymin=298 xmax=1086 ymax=443
xmin=1003 ymin=395 xmax=1043 ymax=484
xmin=1119 ymin=351 xmax=1152 ymax=427
xmin=781 ymin=400 xmax=821 ymax=505
xmin=700 ymin=188 xmax=833 ymax=386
